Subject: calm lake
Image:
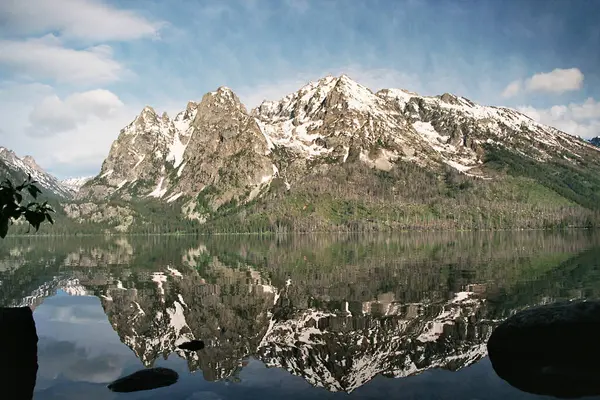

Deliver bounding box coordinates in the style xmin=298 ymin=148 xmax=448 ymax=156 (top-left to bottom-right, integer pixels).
xmin=2 ymin=231 xmax=600 ymax=399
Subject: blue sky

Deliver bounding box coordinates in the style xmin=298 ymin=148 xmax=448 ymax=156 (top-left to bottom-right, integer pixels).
xmin=0 ymin=0 xmax=599 ymax=178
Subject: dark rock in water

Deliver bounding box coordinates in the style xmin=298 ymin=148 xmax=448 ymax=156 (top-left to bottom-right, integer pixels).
xmin=488 ymin=300 xmax=600 ymax=398
xmin=108 ymin=367 xmax=178 ymax=393
xmin=0 ymin=307 xmax=38 ymax=400
xmin=178 ymin=340 xmax=205 ymax=351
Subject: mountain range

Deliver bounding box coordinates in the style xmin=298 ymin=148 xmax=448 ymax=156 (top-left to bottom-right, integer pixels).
xmin=3 ymin=74 xmax=600 ymax=232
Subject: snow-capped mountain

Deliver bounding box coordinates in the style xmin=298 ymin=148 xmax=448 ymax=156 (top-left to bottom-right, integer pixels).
xmin=590 ymin=136 xmax=600 ymax=147
xmin=61 ymin=176 xmax=93 ymax=193
xmin=78 ymin=74 xmax=600 ymax=216
xmin=0 ymin=146 xmax=73 ymax=199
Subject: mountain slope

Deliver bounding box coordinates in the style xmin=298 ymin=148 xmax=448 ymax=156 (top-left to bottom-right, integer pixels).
xmin=70 ymin=75 xmax=600 ymax=231
xmin=0 ymin=146 xmax=73 ymax=199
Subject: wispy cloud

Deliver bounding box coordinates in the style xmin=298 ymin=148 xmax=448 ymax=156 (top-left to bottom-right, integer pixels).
xmin=0 ymin=0 xmax=163 ymax=42
xmin=0 ymin=35 xmax=125 ymax=84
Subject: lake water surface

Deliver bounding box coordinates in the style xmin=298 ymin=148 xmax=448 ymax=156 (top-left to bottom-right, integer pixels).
xmin=2 ymin=231 xmax=600 ymax=399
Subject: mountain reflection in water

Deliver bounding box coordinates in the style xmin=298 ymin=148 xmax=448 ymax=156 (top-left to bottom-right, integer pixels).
xmin=2 ymin=231 xmax=600 ymax=399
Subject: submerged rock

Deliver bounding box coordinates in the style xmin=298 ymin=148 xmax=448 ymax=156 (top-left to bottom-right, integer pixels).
xmin=488 ymin=300 xmax=600 ymax=398
xmin=178 ymin=340 xmax=205 ymax=351
xmin=107 ymin=367 xmax=178 ymax=393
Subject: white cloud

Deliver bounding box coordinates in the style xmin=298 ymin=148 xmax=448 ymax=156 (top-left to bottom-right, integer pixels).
xmin=0 ymin=36 xmax=125 ymax=85
xmin=0 ymin=0 xmax=162 ymax=42
xmin=22 ymin=107 xmax=137 ymax=178
xmin=501 ymin=80 xmax=522 ymax=98
xmin=502 ymin=68 xmax=584 ymax=98
xmin=527 ymin=68 xmax=584 ymax=93
xmin=0 ymin=83 xmax=138 ymax=178
xmin=518 ymin=97 xmax=600 ymax=139
xmin=28 ymin=89 xmax=124 ymax=136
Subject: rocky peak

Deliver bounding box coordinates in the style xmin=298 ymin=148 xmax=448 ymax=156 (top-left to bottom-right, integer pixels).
xmin=324 ymin=74 xmax=386 ymax=113
xmin=133 ymin=106 xmax=160 ymax=129
xmin=201 ymin=87 xmax=246 ymax=113
xmin=186 ymin=101 xmax=198 ymax=111
xmin=0 ymin=146 xmax=15 ymax=157
xmin=253 ymin=74 xmax=381 ymax=125
xmin=172 ymin=85 xmax=275 ymax=206
xmin=21 ymin=155 xmax=42 ymax=171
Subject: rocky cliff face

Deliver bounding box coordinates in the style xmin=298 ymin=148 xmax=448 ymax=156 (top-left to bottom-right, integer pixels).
xmin=77 ymin=103 xmax=196 ymax=201
xmin=78 ymin=88 xmax=275 ymax=220
xmin=173 ymin=88 xmax=275 ymax=217
xmin=77 ymin=74 xmax=600 ymax=220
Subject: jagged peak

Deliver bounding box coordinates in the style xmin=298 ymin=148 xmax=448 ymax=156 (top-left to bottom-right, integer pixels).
xmin=202 ymin=86 xmax=245 ymax=110
xmin=185 ymin=101 xmax=199 ymax=111
xmin=0 ymin=146 xmax=16 ymax=156
xmin=336 ymin=73 xmax=357 ymax=84
xmin=131 ymin=105 xmax=160 ymax=127
xmin=22 ymin=155 xmax=42 ymax=170
xmin=215 ymin=86 xmax=233 ymax=94
xmin=332 ymin=73 xmax=375 ymax=95
xmin=254 ymin=73 xmax=381 ymax=119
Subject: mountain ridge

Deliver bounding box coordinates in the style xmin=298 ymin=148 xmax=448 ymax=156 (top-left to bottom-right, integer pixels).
xmin=61 ymin=74 xmax=600 ymax=233
xmin=81 ymin=75 xmax=600 ymax=198
xmin=0 ymin=146 xmax=74 ymax=199
xmin=4 ymin=74 xmax=600 ymax=234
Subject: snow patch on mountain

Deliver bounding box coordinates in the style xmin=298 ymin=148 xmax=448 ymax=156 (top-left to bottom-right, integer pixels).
xmin=61 ymin=176 xmax=93 ymax=192
xmin=148 ymin=176 xmax=168 ymax=198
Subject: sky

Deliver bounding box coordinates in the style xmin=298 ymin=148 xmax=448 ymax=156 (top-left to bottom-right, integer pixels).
xmin=0 ymin=0 xmax=599 ymax=179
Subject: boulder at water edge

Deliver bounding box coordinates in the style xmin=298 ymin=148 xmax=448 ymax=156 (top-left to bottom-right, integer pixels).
xmin=487 ymin=300 xmax=600 ymax=398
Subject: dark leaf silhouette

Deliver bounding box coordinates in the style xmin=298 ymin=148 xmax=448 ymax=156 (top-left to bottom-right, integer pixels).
xmin=0 ymin=177 xmax=54 ymax=238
